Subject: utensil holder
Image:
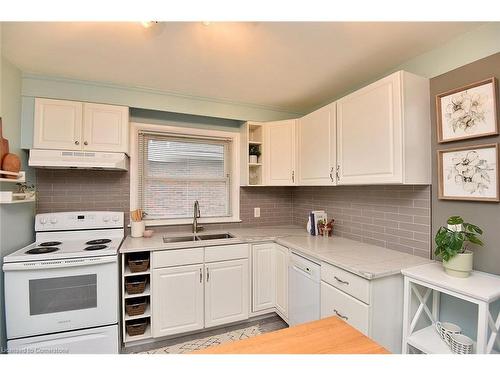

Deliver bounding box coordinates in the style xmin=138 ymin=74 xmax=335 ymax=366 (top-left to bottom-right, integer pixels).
xmin=131 ymin=221 xmax=145 ymax=238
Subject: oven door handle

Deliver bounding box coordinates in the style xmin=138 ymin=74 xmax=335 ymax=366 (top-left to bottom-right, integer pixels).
xmin=2 ymin=256 xmax=117 ymax=271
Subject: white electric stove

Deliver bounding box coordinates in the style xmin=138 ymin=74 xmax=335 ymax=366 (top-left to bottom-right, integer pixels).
xmin=3 ymin=211 xmax=124 ymax=354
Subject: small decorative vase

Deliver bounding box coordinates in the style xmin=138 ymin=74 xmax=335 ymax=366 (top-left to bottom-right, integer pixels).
xmin=443 ymin=251 xmax=473 ymax=278
xmin=131 ymin=221 xmax=145 ymax=238
xmin=249 ymin=155 xmax=258 ymax=164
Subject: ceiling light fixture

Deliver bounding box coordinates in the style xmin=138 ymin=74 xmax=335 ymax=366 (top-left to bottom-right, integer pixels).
xmin=141 ymin=21 xmax=158 ymax=29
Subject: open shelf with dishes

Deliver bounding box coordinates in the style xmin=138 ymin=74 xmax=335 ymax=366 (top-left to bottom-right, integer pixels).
xmin=121 ymin=251 xmax=153 ymax=344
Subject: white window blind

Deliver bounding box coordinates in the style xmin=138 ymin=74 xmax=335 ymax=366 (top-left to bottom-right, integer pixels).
xmin=138 ymin=131 xmax=232 ymax=221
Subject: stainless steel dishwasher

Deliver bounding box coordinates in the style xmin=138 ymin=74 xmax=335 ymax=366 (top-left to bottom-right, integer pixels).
xmin=288 ymin=252 xmax=321 ymax=326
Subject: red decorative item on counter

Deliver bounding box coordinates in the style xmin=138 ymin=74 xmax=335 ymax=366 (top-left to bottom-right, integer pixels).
xmin=318 ymin=219 xmax=335 ymax=237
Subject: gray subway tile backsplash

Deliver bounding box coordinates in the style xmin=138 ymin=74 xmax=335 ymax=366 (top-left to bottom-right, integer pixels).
xmin=36 ymin=169 xmax=431 ymax=258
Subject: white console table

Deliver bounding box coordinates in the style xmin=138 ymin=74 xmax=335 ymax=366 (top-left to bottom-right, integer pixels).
xmin=402 ymin=262 xmax=500 ymax=354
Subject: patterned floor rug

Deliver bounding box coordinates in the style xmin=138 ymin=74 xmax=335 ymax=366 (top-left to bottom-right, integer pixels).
xmin=140 ymin=324 xmax=263 ymax=354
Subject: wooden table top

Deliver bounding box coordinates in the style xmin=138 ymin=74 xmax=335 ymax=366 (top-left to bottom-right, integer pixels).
xmin=195 ymin=317 xmax=390 ymax=354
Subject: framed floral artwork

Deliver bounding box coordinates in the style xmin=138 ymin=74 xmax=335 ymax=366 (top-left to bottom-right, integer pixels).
xmin=436 ymin=77 xmax=498 ymax=143
xmin=438 ymin=143 xmax=499 ymax=202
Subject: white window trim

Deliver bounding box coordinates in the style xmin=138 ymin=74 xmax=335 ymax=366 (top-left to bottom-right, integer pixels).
xmin=130 ymin=122 xmax=241 ymax=227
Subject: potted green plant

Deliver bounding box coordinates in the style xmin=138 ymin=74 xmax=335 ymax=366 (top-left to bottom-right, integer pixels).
xmin=249 ymin=144 xmax=261 ymax=164
xmin=434 ymin=215 xmax=483 ymax=278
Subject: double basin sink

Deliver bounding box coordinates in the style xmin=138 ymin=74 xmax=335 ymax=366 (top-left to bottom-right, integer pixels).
xmin=163 ymin=233 xmax=235 ymax=243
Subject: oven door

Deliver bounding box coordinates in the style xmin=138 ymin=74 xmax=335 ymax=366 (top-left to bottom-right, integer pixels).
xmin=3 ymin=256 xmax=118 ymax=339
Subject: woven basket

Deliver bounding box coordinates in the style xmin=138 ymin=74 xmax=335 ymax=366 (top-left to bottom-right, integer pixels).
xmin=127 ymin=257 xmax=150 ymax=273
xmin=449 ymin=334 xmax=474 ymax=354
xmin=125 ymin=298 xmax=147 ymax=316
xmin=126 ymin=319 xmax=148 ymax=337
xmin=435 ymin=321 xmax=461 ymax=345
xmin=125 ymin=277 xmax=147 ymax=294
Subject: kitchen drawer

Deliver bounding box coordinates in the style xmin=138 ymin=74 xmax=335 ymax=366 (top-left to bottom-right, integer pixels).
xmin=205 ymin=244 xmax=249 ymax=263
xmin=153 ymin=248 xmax=204 ymax=268
xmin=321 ymin=281 xmax=369 ymax=335
xmin=321 ymin=262 xmax=370 ymax=304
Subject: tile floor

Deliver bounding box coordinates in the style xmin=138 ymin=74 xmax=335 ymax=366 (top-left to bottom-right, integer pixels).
xmin=125 ymin=315 xmax=288 ymax=354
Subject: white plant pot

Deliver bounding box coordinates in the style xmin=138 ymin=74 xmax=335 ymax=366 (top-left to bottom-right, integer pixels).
xmin=442 ymin=251 xmax=473 ymax=278
xmin=249 ymin=155 xmax=258 ymax=164
xmin=131 ymin=221 xmax=145 ymax=238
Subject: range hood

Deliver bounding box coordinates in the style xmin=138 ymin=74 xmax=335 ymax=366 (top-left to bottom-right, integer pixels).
xmin=29 ymin=149 xmax=128 ymax=171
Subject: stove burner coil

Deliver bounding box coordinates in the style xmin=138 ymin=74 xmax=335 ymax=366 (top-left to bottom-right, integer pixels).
xmin=38 ymin=241 xmax=62 ymax=247
xmin=26 ymin=247 xmax=60 ymax=254
xmin=86 ymin=239 xmax=112 ymax=245
xmin=84 ymin=245 xmax=108 ymax=251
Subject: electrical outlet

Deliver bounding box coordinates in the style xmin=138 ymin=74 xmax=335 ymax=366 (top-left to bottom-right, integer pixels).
xmin=254 ymin=207 xmax=260 ymax=218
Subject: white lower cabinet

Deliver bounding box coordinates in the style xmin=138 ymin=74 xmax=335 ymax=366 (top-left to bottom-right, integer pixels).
xmin=252 ymin=243 xmax=276 ymax=312
xmin=252 ymin=243 xmax=289 ymax=320
xmin=205 ymin=259 xmax=249 ymax=328
xmin=274 ymin=244 xmax=289 ymax=319
xmin=321 ymin=281 xmax=369 ymax=334
xmin=320 ymin=264 xmax=404 ymax=353
xmin=151 ymin=245 xmax=249 ymax=339
xmin=152 ymin=264 xmax=204 ymax=337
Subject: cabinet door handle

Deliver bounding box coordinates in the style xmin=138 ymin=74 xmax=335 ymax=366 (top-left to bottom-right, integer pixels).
xmin=334 ymin=276 xmax=349 ymax=285
xmin=329 ymin=167 xmax=334 ymax=182
xmin=336 ymin=165 xmax=340 ymax=181
xmin=199 ymin=268 xmax=202 ymax=283
xmin=84 ymin=141 xmax=88 ymax=146
xmin=74 ymin=140 xmax=80 ymax=145
xmin=292 ymin=170 xmax=295 ymax=183
xmin=206 ymin=267 xmax=209 ymax=282
xmin=334 ymin=309 xmax=348 ymax=320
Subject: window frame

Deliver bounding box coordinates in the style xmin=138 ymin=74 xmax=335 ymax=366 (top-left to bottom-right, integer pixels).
xmin=130 ymin=122 xmax=241 ymax=226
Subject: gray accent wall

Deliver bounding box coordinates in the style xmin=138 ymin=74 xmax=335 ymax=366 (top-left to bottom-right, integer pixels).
xmin=430 ymin=52 xmax=500 ymax=275
xmin=430 ymin=52 xmax=500 ymax=350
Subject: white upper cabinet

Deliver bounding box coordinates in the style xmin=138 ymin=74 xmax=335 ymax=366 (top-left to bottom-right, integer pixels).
xmin=83 ymin=103 xmax=129 ymax=153
xmin=265 ymin=120 xmax=296 ymax=185
xmin=34 ymin=98 xmax=129 ymax=153
xmin=34 ymin=98 xmax=83 ymax=150
xmin=297 ymin=103 xmax=336 ymax=185
xmin=204 ymin=259 xmax=249 ymax=328
xmin=336 ymin=71 xmax=430 ymax=185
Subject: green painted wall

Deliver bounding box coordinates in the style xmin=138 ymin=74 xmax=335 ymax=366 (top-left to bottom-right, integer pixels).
xmin=0 ymin=44 xmax=36 ymax=351
xmin=21 ymin=74 xmax=302 ymax=122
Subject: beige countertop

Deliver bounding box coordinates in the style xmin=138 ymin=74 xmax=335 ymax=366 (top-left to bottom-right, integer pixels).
xmin=120 ymin=225 xmax=431 ymax=280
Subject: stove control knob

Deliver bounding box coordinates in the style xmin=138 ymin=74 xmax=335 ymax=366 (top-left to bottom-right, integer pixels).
xmin=50 ymin=217 xmax=58 ymax=224
xmin=40 ymin=217 xmax=48 ymax=224
xmin=112 ymin=215 xmax=119 ymax=222
xmin=103 ymin=216 xmax=110 ymax=223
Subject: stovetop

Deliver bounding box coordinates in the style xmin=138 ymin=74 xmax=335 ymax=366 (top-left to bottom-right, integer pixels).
xmin=4 ymin=211 xmax=125 ymax=263
xmin=4 ymin=234 xmax=123 ymax=263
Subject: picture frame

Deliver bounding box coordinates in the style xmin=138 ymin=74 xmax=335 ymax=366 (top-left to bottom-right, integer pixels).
xmin=436 ymin=77 xmax=498 ymax=143
xmin=437 ymin=143 xmax=499 ymax=202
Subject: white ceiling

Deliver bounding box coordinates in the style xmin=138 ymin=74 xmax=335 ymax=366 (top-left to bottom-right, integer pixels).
xmin=2 ymin=22 xmax=483 ymax=113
